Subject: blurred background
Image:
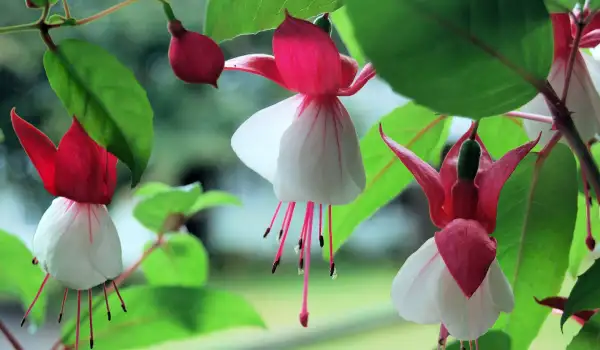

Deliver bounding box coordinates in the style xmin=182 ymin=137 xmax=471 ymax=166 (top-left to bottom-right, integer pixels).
xmin=0 ymin=1 xmax=579 ymax=349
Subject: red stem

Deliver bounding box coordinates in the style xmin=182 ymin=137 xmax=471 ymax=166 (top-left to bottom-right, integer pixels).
xmin=0 ymin=319 xmax=23 ymax=350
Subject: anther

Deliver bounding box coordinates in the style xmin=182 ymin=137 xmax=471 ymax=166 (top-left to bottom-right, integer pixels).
xmin=272 ymin=259 xmax=280 ymax=274
xmin=319 ymin=236 xmax=324 ymax=248
xmin=263 ymin=227 xmax=271 ymax=238
xmin=32 ymin=257 xmax=38 ymax=265
xmin=278 ymin=229 xmax=284 ymax=242
xmin=329 ymin=263 xmax=336 ymax=277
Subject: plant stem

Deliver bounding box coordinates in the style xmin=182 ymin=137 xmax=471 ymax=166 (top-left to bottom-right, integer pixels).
xmin=562 ymin=11 xmax=585 ymax=102
xmin=0 ymin=319 xmax=24 ymax=350
xmin=504 ymin=111 xmax=553 ymax=124
xmin=62 ymin=0 xmax=71 ymax=18
xmin=0 ymin=22 xmax=39 ymax=35
xmin=75 ymin=0 xmax=140 ymax=26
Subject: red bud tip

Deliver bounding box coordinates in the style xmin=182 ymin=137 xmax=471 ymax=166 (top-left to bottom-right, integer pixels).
xmin=25 ymin=0 xmax=41 ymax=8
xmin=299 ymin=312 xmax=309 ymax=327
xmin=168 ymin=22 xmax=225 ymax=87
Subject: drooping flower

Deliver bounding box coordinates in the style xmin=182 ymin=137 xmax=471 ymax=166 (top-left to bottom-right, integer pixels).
xmin=535 ymin=296 xmax=598 ymax=326
xmin=520 ymin=9 xmax=600 ymax=145
xmin=381 ymin=123 xmax=539 ymax=341
xmin=168 ymin=17 xmax=224 ymax=86
xmin=12 ymin=109 xmax=126 ymax=350
xmin=225 ymin=12 xmax=376 ymax=327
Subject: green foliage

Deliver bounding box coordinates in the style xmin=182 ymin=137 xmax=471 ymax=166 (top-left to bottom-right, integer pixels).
xmin=0 ymin=230 xmax=47 ymax=325
xmin=567 ymin=313 xmax=600 ymax=350
xmin=142 ymin=234 xmax=209 ymax=287
xmin=43 ymin=39 xmax=154 ymax=187
xmin=477 ymin=117 xmax=529 ymax=159
xmin=134 ymin=182 xmax=241 ymax=232
xmin=325 ymin=103 xmax=448 ymax=258
xmin=331 ymin=7 xmax=366 ymax=65
xmin=444 ymin=330 xmax=511 ymax=349
xmin=204 ymin=0 xmax=344 ymax=41
xmin=563 ymin=260 xmax=600 ymax=327
xmin=493 ymin=144 xmax=578 ymax=349
xmin=61 ymin=285 xmax=266 ymax=349
xmin=546 ymin=0 xmax=582 ymax=12
xmin=344 ymin=0 xmax=553 ymax=118
xmin=134 ymin=182 xmax=203 ymax=232
xmin=569 ymin=195 xmax=599 ymax=277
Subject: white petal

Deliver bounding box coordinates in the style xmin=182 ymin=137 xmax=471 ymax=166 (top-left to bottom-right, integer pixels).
xmin=437 ymin=262 xmax=501 ymax=341
xmin=487 ymin=259 xmax=514 ymax=313
xmin=390 ymin=237 xmax=444 ymax=324
xmin=89 ymin=205 xmax=123 ymax=280
xmin=273 ymin=97 xmax=366 ymax=205
xmin=33 ymin=197 xmax=121 ymax=290
xmin=521 ymin=55 xmax=600 ymax=145
xmin=231 ymin=95 xmax=302 ymax=182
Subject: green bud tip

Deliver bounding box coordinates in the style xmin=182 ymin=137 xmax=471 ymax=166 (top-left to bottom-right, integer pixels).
xmin=313 ymin=13 xmax=332 ymax=35
xmin=457 ymin=139 xmax=481 ymax=181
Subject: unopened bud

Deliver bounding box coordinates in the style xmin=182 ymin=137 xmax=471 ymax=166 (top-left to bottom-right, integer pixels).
xmin=457 ymin=139 xmax=481 ymax=180
xmin=313 ymin=13 xmax=332 ymax=35
xmin=168 ymin=20 xmax=225 ymax=87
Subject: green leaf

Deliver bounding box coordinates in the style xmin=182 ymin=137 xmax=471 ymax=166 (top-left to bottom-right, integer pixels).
xmin=326 ymin=103 xmax=448 ymax=257
xmin=563 ymin=260 xmax=600 ymax=326
xmin=204 ymin=0 xmax=343 ymax=41
xmin=0 ymin=230 xmax=47 ymax=325
xmin=61 ymin=286 xmax=266 ymax=349
xmin=546 ymin=0 xmax=581 ymax=12
xmin=569 ymin=195 xmax=599 ymax=277
xmin=567 ymin=312 xmax=600 ymax=350
xmin=344 ymin=0 xmax=552 ymax=118
xmin=43 ymin=39 xmax=154 ymax=186
xmin=135 ymin=182 xmax=185 ymax=197
xmin=134 ymin=183 xmax=203 ymax=232
xmin=142 ymin=234 xmax=209 ymax=287
xmin=46 ymin=14 xmax=65 ymax=25
xmin=478 ymin=117 xmax=529 ymax=159
xmin=331 ymin=7 xmax=366 ymax=65
xmin=187 ymin=190 xmax=242 ymax=215
xmin=493 ymin=144 xmax=578 ymax=349
xmin=443 ymin=330 xmax=511 ymax=350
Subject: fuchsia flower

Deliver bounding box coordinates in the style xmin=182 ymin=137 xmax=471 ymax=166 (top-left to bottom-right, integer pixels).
xmin=225 ymin=12 xmax=376 ymax=327
xmin=520 ymin=8 xmax=600 ymax=145
xmin=168 ymin=19 xmax=225 ymax=87
xmin=535 ymin=296 xmax=598 ymax=326
xmin=12 ymin=109 xmax=126 ymax=349
xmin=381 ymin=123 xmax=539 ymax=341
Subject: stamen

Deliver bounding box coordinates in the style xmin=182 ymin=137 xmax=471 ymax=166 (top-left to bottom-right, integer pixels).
xmin=469 ymin=340 xmax=473 ymax=350
xmin=76 ymin=290 xmax=81 ymax=350
xmin=582 ymin=152 xmax=596 ymax=251
xmin=22 ymin=273 xmax=50 ymax=326
xmin=299 ymin=202 xmax=315 ymax=328
xmin=58 ymin=288 xmax=68 ymax=323
xmin=327 ymin=205 xmax=337 ymax=279
xmin=264 ymin=201 xmax=282 ymax=238
xmin=103 ymin=283 xmax=111 ymax=321
xmin=88 ymin=289 xmax=94 ymax=349
xmin=475 ymin=339 xmax=479 ymax=350
xmin=318 ymin=204 xmax=324 ymax=247
xmin=32 ymin=257 xmax=38 ymax=265
xmin=272 ymin=202 xmax=296 ymax=273
xmin=112 ymin=281 xmax=127 ymax=312
xmin=297 ymin=214 xmax=309 ymax=275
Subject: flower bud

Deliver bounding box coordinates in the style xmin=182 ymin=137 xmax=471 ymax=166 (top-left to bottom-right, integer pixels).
xmin=313 ymin=13 xmax=332 ymax=35
xmin=457 ymin=139 xmax=481 ymax=180
xmin=168 ymin=20 xmax=225 ymax=87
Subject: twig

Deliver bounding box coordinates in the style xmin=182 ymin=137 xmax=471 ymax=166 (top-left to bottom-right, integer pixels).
xmin=74 ymin=0 xmax=140 ymax=26
xmin=106 ymin=236 xmax=164 ymax=293
xmin=62 ymin=0 xmax=71 ymax=18
xmin=562 ymin=11 xmax=586 ymax=102
xmin=0 ymin=319 xmax=24 ymax=350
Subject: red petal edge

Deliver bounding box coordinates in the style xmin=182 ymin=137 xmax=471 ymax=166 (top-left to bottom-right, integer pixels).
xmin=337 ymin=63 xmax=376 ymax=96
xmin=273 ymin=11 xmax=342 ymax=95
xmin=339 ymin=55 xmax=359 ymax=89
xmin=10 ymin=108 xmax=57 ymax=195
xmin=379 ymin=124 xmax=448 ymax=227
xmin=475 ymin=134 xmax=540 ymax=233
xmin=435 ymin=219 xmax=497 ymax=298
xmin=535 ymin=296 xmax=597 ymax=325
xmin=224 ymin=54 xmax=288 ymax=89
xmin=54 ymin=118 xmax=117 ymax=204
